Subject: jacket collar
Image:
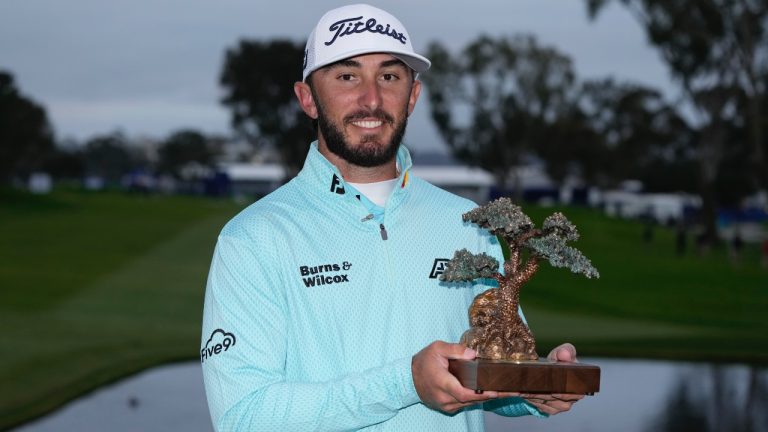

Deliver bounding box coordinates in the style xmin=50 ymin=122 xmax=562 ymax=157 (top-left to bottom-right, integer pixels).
xmin=295 ymin=141 xmax=414 ymax=214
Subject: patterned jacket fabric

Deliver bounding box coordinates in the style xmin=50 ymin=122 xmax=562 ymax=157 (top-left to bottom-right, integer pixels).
xmin=201 ymin=142 xmax=541 ymax=431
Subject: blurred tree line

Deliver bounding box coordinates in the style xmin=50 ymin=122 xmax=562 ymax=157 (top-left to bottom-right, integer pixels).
xmin=423 ymin=0 xmax=768 ymax=245
xmin=0 ymin=69 xmax=221 ymax=188
xmin=220 ymin=40 xmax=313 ymax=179
xmin=423 ymin=37 xmax=700 ymax=205
xmin=0 ymin=71 xmax=54 ymax=184
xmin=1 ymin=0 xmax=765 ymax=246
xmin=586 ymin=0 xmax=768 ymax=246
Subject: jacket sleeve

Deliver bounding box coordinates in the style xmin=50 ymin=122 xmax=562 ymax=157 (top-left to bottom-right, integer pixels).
xmin=484 ymin=398 xmax=546 ymax=417
xmin=201 ymin=234 xmax=420 ymax=432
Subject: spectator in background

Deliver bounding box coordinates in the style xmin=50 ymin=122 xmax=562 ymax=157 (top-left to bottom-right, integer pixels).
xmin=642 ymin=213 xmax=654 ymax=244
xmin=761 ymin=238 xmax=768 ymax=269
xmin=730 ymin=228 xmax=744 ymax=264
xmin=676 ymin=220 xmax=687 ymax=256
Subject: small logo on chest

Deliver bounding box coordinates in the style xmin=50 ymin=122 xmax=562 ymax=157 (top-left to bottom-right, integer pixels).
xmin=429 ymin=259 xmax=451 ymax=279
xmin=330 ymin=174 xmax=345 ymax=195
xmin=299 ymin=261 xmax=352 ymax=287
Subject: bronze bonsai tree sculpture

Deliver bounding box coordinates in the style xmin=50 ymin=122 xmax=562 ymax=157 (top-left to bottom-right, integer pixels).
xmin=440 ymin=198 xmax=599 ymax=361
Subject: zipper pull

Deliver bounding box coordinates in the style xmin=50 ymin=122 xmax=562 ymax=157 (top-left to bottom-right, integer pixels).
xmin=379 ymin=224 xmax=388 ymax=241
xmin=361 ymin=214 xmax=374 ymax=222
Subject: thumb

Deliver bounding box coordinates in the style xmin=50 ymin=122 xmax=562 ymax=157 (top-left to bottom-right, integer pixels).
xmin=441 ymin=342 xmax=477 ymax=360
xmin=547 ymin=343 xmax=578 ymax=363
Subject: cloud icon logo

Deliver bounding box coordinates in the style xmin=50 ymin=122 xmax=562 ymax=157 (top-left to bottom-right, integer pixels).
xmin=201 ymin=329 xmax=236 ymax=363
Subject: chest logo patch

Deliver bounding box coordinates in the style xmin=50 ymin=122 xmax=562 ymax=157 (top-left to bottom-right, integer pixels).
xmin=299 ymin=261 xmax=352 ymax=287
xmin=429 ymin=259 xmax=451 ymax=279
xmin=330 ymin=174 xmax=345 ymax=195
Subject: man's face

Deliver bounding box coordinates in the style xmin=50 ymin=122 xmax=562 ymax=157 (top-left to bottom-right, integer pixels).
xmin=297 ymin=53 xmax=421 ymax=168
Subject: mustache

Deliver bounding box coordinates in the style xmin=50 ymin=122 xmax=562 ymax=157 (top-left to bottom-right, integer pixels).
xmin=344 ymin=109 xmax=394 ymax=125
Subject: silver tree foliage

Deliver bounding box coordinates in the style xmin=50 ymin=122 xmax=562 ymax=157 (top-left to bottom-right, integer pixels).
xmin=440 ymin=249 xmax=500 ymax=282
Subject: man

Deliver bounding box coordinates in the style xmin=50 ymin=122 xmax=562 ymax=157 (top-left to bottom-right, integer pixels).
xmin=201 ymin=4 xmax=582 ymax=431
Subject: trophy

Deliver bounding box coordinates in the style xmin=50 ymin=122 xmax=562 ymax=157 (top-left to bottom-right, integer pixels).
xmin=441 ymin=198 xmax=601 ymax=395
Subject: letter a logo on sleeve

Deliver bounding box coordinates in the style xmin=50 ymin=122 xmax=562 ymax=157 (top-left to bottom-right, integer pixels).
xmin=200 ymin=329 xmax=236 ymax=363
xmin=429 ymin=259 xmax=450 ymax=279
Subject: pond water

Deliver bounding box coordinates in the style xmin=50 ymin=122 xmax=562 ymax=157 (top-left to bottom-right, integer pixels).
xmin=13 ymin=358 xmax=768 ymax=432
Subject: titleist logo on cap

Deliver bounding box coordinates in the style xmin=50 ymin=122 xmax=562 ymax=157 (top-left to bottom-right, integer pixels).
xmin=301 ymin=4 xmax=430 ymax=81
xmin=324 ymin=15 xmax=407 ymax=46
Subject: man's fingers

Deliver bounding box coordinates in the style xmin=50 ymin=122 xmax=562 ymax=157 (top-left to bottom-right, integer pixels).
xmin=551 ymin=393 xmax=585 ymax=402
xmin=446 ymin=382 xmax=501 ymax=403
xmin=522 ymin=390 xmax=583 ymax=416
xmin=441 ymin=387 xmax=504 ymax=413
xmin=520 ymin=392 xmax=584 ymax=401
xmin=431 ymin=383 xmax=500 ymax=413
xmin=525 ymin=398 xmax=575 ymax=416
xmin=413 ymin=341 xmax=499 ymax=413
xmin=495 ymin=391 xmax=521 ymax=399
xmin=436 ymin=341 xmax=477 ymax=360
xmin=526 ymin=400 xmax=565 ymax=416
xmin=547 ymin=342 xmax=578 ymax=362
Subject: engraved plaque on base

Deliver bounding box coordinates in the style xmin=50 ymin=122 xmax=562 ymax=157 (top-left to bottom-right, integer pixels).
xmin=449 ymin=358 xmax=601 ymax=394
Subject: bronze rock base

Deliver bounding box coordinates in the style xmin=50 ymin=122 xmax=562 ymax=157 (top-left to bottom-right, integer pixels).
xmin=449 ymin=358 xmax=600 ymax=395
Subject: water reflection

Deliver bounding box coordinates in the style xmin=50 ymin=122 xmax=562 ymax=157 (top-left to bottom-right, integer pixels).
xmin=13 ymin=359 xmax=768 ymax=432
xmin=13 ymin=363 xmax=213 ymax=432
xmin=648 ymin=364 xmax=768 ymax=432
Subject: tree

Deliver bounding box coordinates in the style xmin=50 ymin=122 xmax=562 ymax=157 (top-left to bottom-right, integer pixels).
xmin=440 ymin=198 xmax=598 ymax=360
xmin=422 ymin=35 xmax=578 ymax=198
xmin=82 ymin=132 xmax=137 ymax=184
xmin=44 ymin=146 xmax=85 ymax=181
xmin=220 ymin=40 xmax=313 ymax=178
xmin=0 ymin=70 xmax=55 ymax=184
xmin=534 ymin=103 xmax=608 ymax=187
xmin=586 ymin=0 xmax=768 ymax=243
xmin=157 ymin=129 xmax=216 ymax=178
xmin=578 ymin=78 xmax=697 ymax=191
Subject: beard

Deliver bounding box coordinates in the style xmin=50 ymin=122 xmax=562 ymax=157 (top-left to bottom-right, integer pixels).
xmin=313 ymin=92 xmax=408 ymax=168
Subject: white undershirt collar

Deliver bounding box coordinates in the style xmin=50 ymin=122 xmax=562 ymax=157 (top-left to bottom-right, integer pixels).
xmin=347 ymin=178 xmax=398 ymax=207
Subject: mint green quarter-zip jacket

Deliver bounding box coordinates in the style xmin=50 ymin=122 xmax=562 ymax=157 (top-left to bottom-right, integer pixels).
xmin=201 ymin=142 xmax=541 ymax=431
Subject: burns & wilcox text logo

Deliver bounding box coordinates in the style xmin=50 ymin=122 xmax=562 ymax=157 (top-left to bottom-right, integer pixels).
xmin=201 ymin=329 xmax=236 ymax=363
xmin=300 ymin=261 xmax=352 ymax=287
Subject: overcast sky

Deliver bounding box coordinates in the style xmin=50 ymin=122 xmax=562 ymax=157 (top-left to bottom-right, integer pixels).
xmin=0 ymin=0 xmax=676 ymax=153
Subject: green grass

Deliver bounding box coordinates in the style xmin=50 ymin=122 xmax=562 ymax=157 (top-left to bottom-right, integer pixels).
xmin=517 ymin=204 xmax=768 ymax=362
xmin=0 ymin=188 xmax=245 ymax=429
xmin=0 ymin=190 xmax=766 ymax=429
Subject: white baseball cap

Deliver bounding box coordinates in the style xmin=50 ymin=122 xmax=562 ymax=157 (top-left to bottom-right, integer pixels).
xmin=302 ymin=4 xmax=431 ymax=81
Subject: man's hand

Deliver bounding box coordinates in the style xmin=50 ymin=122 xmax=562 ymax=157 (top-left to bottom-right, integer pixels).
xmin=522 ymin=343 xmax=584 ymax=415
xmin=546 ymin=342 xmax=578 ymax=363
xmin=412 ymin=341 xmax=518 ymax=413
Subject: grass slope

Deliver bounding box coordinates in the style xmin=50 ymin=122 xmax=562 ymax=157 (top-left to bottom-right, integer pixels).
xmin=0 ymin=191 xmax=765 ymax=428
xmin=0 ymin=189 xmax=244 ymax=429
xmin=518 ymin=205 xmax=768 ymax=362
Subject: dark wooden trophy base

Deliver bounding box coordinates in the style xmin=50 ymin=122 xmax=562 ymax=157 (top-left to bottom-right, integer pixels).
xmin=449 ymin=358 xmax=600 ymax=395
